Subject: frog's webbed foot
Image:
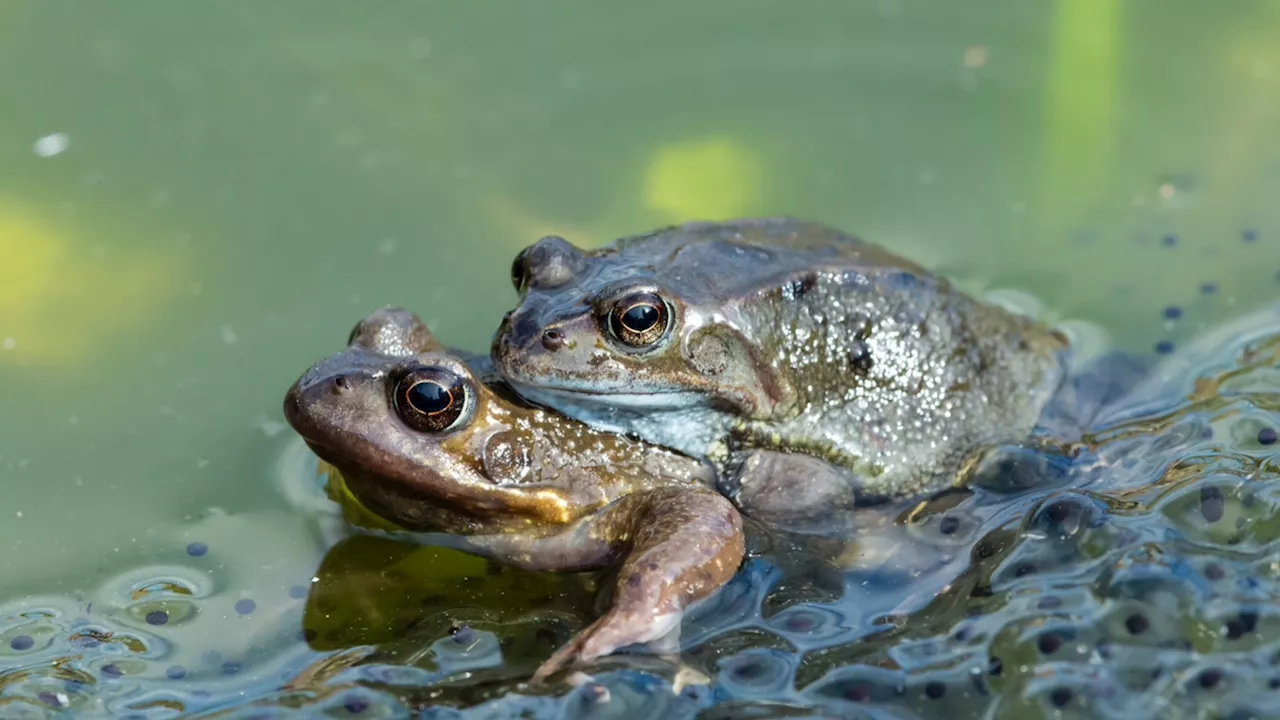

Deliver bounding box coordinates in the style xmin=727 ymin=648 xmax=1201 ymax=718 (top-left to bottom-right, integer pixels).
xmin=529 ymin=486 xmax=744 ymax=683
xmin=723 ymin=450 xmax=860 ymax=537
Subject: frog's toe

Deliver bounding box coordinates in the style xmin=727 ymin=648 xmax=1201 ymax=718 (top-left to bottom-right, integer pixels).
xmin=577 ymin=607 xmax=682 ymax=663
xmin=531 ymin=607 xmax=683 ymax=683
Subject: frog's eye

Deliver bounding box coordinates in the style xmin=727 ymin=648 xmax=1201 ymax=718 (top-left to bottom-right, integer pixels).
xmin=393 ymin=368 xmax=471 ymax=433
xmin=607 ymin=292 xmax=672 ymax=348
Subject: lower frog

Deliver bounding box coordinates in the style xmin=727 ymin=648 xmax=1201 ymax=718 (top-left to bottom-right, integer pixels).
xmin=282 ymin=307 xmax=744 ymax=681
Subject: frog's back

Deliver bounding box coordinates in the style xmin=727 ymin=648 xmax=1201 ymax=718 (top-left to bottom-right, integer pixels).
xmin=601 ymin=217 xmax=931 ymax=307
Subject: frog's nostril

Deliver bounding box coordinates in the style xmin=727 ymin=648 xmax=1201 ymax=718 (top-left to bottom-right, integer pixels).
xmin=541 ymin=329 xmax=567 ymax=351
xmin=332 ymin=375 xmax=351 ymax=392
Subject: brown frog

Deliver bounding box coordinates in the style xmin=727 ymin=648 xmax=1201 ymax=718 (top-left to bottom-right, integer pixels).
xmin=492 ymin=217 xmax=1071 ymax=520
xmin=282 ymin=307 xmax=744 ymax=681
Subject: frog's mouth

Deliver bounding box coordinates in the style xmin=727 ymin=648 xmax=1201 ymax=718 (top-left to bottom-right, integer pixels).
xmin=511 ymin=382 xmax=705 ymax=413
xmin=510 ymin=382 xmax=727 ymax=461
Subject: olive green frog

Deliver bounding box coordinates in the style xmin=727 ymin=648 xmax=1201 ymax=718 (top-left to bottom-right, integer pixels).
xmin=283 ymin=308 xmax=744 ymax=680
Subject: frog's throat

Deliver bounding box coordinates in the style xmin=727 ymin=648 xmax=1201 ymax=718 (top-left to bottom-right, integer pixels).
xmin=510 ymin=383 xmax=731 ymax=462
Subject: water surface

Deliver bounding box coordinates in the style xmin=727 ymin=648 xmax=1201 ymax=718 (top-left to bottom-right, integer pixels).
xmin=2 ymin=1 xmax=1280 ymax=718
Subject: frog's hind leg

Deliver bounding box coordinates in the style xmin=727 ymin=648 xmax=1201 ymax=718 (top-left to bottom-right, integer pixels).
xmin=528 ymin=486 xmax=745 ymax=682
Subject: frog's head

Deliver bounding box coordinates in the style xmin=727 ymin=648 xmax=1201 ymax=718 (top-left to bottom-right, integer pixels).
xmin=492 ymin=225 xmax=793 ymax=435
xmin=283 ymin=307 xmax=580 ymax=534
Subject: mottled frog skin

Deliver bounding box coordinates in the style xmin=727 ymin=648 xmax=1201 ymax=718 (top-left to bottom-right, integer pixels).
xmin=283 ymin=308 xmax=744 ymax=680
xmin=493 ymin=217 xmax=1070 ymax=508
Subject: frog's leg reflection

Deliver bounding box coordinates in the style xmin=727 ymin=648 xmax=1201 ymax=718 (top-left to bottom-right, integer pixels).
xmin=381 ymin=486 xmax=744 ymax=682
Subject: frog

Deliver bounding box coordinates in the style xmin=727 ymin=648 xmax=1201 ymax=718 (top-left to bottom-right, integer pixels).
xmin=282 ymin=307 xmax=745 ymax=682
xmin=492 ymin=217 xmax=1073 ymax=517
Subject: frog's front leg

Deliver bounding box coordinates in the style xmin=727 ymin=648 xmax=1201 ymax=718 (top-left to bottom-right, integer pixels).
xmin=411 ymin=486 xmax=745 ymax=681
xmin=722 ymin=450 xmax=861 ymax=536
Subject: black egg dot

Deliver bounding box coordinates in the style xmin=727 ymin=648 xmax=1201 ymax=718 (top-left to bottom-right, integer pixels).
xmin=843 ymin=683 xmax=871 ymax=702
xmin=1050 ymin=687 xmax=1073 ymax=707
xmin=988 ymin=657 xmax=1003 ymax=676
xmin=925 ymin=681 xmax=946 ymax=700
xmin=1155 ymin=340 xmax=1176 ymax=354
xmin=1238 ymin=607 xmax=1261 ymax=626
xmin=1205 ymin=563 xmax=1226 ymax=581
xmin=535 ymin=627 xmax=557 ymax=646
xmin=186 ymin=542 xmax=208 ymax=557
xmin=939 ymin=516 xmax=960 ymax=535
xmin=784 ymin=613 xmax=817 ymax=633
xmin=101 ymin=664 xmax=122 ymax=678
xmin=1259 ymin=428 xmax=1277 ymax=446
xmin=234 ymin=599 xmax=256 ymax=615
xmin=145 ymin=611 xmax=168 ymax=626
xmin=37 ymin=692 xmax=61 ymax=708
xmin=1164 ymin=306 xmax=1183 ymax=320
xmin=345 ymin=697 xmax=369 ymax=714
xmin=1038 ymin=596 xmax=1063 ymax=610
xmin=1125 ymin=613 xmax=1149 ymax=635
xmin=1201 ymin=282 xmax=1218 ymax=294
xmin=1243 ymin=229 xmax=1259 ymax=242
xmin=731 ymin=659 xmax=767 ymax=681
xmin=1200 ymin=486 xmax=1225 ymax=523
xmin=1015 ymin=563 xmax=1036 ymax=578
xmin=450 ymin=625 xmax=475 ymax=645
xmin=1269 ymin=676 xmax=1280 ymax=690
xmin=166 ymin=665 xmax=186 ymax=680
xmin=1227 ymin=611 xmax=1258 ymax=640
xmin=1038 ymin=632 xmax=1063 ymax=654
xmin=10 ymin=635 xmax=34 ymax=651
xmin=1046 ymin=500 xmax=1071 ymax=524
xmin=1199 ymin=668 xmax=1224 ymax=690
xmin=1162 ymin=234 xmax=1178 ymax=247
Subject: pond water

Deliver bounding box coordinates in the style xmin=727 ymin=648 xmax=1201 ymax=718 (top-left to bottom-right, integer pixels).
xmin=2 ymin=1 xmax=1280 ymax=718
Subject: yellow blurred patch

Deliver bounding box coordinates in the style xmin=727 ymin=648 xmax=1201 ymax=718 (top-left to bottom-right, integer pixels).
xmin=0 ymin=201 xmax=185 ymax=366
xmin=642 ymin=137 xmax=763 ymax=222
xmin=484 ymin=136 xmax=765 ymax=253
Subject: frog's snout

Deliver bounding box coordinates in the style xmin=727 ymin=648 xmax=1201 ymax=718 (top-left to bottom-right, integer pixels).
xmin=494 ymin=308 xmax=555 ymax=359
xmin=282 ymin=382 xmax=306 ymax=430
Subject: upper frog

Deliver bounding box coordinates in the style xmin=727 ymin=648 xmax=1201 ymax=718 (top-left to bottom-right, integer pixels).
xmin=283 ymin=308 xmax=743 ymax=680
xmin=493 ymin=217 xmax=1070 ymax=502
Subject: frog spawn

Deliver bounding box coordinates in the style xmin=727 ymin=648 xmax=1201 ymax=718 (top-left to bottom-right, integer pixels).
xmin=5 ymin=240 xmax=1280 ymax=720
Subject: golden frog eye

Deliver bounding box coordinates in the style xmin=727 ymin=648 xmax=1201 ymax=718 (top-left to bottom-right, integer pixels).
xmin=393 ymin=367 xmax=470 ymax=433
xmin=607 ymin=292 xmax=671 ymax=348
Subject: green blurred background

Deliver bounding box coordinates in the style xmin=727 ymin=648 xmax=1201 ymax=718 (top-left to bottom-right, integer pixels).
xmin=2 ymin=0 xmax=1278 ymax=612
